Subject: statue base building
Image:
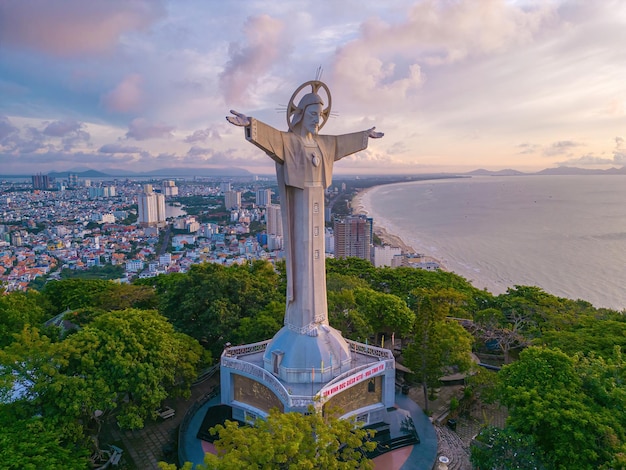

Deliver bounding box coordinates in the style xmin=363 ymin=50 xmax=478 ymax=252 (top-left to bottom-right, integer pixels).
xmin=219 ymin=324 xmax=396 ymax=425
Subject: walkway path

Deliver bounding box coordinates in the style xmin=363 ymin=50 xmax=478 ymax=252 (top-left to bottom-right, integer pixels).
xmin=407 ymin=384 xmax=508 ymax=470
xmin=101 ymin=373 xmax=220 ymax=469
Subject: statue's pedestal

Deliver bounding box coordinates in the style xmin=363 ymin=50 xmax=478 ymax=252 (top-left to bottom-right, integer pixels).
xmin=220 ymin=328 xmax=396 ymax=425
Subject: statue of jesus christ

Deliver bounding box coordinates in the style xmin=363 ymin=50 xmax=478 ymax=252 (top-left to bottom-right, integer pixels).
xmin=227 ymin=80 xmax=383 ymax=334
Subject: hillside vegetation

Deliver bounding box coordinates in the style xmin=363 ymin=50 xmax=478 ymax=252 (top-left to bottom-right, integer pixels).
xmin=1 ymin=259 xmax=625 ymax=469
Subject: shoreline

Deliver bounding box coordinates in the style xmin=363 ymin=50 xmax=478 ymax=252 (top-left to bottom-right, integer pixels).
xmin=351 ymin=187 xmax=447 ymax=270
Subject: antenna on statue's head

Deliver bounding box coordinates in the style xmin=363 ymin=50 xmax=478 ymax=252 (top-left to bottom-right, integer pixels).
xmin=315 ymin=66 xmax=323 ymax=81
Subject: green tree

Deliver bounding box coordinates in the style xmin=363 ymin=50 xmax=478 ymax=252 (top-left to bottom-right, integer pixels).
xmin=62 ymin=309 xmax=205 ymax=429
xmin=232 ymin=300 xmax=284 ymax=344
xmin=148 ymin=261 xmax=284 ymax=357
xmin=495 ymin=285 xmax=572 ymax=333
xmin=404 ymin=288 xmax=473 ymax=412
xmin=94 ymin=282 xmax=158 ymax=311
xmin=0 ymin=290 xmax=48 ymax=347
xmin=366 ymin=265 xmax=489 ymax=314
xmin=0 ymin=414 xmax=90 ymax=470
xmin=41 ymin=278 xmax=112 ymax=313
xmin=0 ymin=310 xmax=205 ymax=439
xmin=470 ymin=425 xmax=546 ymax=470
xmin=58 ymin=264 xmax=125 ymax=281
xmin=326 ymin=272 xmax=369 ymax=292
xmin=498 ymin=346 xmax=626 ymax=469
xmin=185 ymin=407 xmax=376 ymax=470
xmin=327 ymin=289 xmax=373 ymax=341
xmin=539 ymin=317 xmax=626 ymax=359
xmin=353 ymin=287 xmax=414 ymax=344
xmin=326 ymin=257 xmax=377 ymax=283
xmin=405 ymin=319 xmax=473 ymax=413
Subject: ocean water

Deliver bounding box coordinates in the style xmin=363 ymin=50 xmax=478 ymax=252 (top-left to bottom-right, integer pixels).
xmin=360 ymin=175 xmax=626 ymax=311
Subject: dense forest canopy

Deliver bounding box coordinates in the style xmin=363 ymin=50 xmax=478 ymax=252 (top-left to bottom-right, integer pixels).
xmin=1 ymin=258 xmax=625 ymax=468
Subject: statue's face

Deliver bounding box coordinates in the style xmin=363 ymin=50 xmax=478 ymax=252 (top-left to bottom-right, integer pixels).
xmin=303 ymin=103 xmax=322 ymax=135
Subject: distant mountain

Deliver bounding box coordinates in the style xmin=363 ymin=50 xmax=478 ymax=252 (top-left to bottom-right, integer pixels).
xmin=142 ymin=167 xmax=252 ymax=177
xmin=37 ymin=167 xmax=253 ymax=178
xmin=462 ymin=166 xmax=626 ymax=177
xmin=100 ymin=168 xmax=141 ymax=176
xmin=48 ymin=169 xmax=109 ymax=178
xmin=465 ymin=168 xmax=526 ymax=176
xmin=4 ymin=165 xmax=626 ymax=180
xmin=535 ymin=166 xmax=626 ymax=176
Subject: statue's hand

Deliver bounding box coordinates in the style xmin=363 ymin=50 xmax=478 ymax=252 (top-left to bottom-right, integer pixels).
xmin=226 ymin=110 xmax=251 ymax=127
xmin=367 ymin=127 xmax=384 ymax=139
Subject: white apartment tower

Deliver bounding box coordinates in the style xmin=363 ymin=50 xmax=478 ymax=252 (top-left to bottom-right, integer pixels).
xmin=255 ymin=188 xmax=272 ymax=207
xmin=162 ymin=180 xmax=179 ymax=197
xmin=138 ymin=184 xmax=166 ymax=226
xmin=266 ymin=203 xmax=283 ymax=237
xmin=224 ymin=190 xmax=241 ymax=209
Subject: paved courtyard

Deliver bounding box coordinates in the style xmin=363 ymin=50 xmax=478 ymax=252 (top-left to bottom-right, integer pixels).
xmin=102 ymin=377 xmax=506 ymax=470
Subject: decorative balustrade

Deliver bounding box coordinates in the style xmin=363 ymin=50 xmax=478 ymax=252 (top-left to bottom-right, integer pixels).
xmin=222 ymin=340 xmax=270 ymax=358
xmin=346 ymin=339 xmax=394 ymax=360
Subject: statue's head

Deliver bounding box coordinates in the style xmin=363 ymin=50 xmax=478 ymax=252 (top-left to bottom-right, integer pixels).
xmin=291 ymin=93 xmax=324 ymax=135
xmin=286 ymin=80 xmax=331 ymax=134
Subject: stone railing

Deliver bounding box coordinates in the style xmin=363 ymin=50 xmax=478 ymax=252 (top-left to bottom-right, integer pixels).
xmin=222 ymin=340 xmax=270 ymax=358
xmin=346 ymin=339 xmax=394 ymax=360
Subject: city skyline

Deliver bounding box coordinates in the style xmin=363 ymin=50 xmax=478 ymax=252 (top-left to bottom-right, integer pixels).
xmin=1 ymin=1 xmax=625 ymax=176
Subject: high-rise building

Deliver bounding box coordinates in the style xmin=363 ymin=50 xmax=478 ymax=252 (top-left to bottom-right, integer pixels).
xmin=162 ymin=180 xmax=179 ymax=197
xmin=31 ymin=174 xmax=51 ymax=190
xmin=333 ymin=215 xmax=373 ymax=261
xmin=266 ymin=203 xmax=283 ymax=237
xmin=224 ymin=190 xmax=241 ymax=209
xmin=255 ymin=188 xmax=272 ymax=207
xmin=138 ymin=184 xmax=166 ymax=226
xmin=68 ymin=173 xmax=79 ymax=187
xmin=220 ymin=181 xmax=232 ymax=193
xmin=88 ymin=186 xmax=116 ymax=199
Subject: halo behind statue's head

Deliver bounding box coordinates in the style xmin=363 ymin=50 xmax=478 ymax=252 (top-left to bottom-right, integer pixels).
xmin=287 ymin=80 xmax=332 ymax=133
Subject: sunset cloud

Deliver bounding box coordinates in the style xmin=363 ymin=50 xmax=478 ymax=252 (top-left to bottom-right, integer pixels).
xmin=0 ymin=0 xmax=165 ymax=57
xmin=1 ymin=1 xmax=625 ymax=174
xmin=0 ymin=116 xmax=18 ymax=141
xmin=125 ymin=118 xmax=174 ymax=141
xmin=42 ymin=120 xmax=84 ymax=137
xmin=101 ymin=74 xmax=145 ymax=114
xmin=99 ymin=143 xmax=143 ymax=154
xmin=219 ymin=15 xmax=287 ymax=105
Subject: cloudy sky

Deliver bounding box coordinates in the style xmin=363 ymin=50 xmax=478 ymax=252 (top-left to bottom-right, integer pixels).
xmin=1 ymin=0 xmax=624 ymax=176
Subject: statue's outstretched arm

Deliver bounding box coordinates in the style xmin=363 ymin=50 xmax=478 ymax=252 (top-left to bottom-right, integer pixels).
xmin=227 ymin=110 xmax=284 ymax=164
xmin=367 ymin=127 xmax=384 ymax=139
xmin=333 ymin=127 xmax=384 ymax=162
xmin=226 ymin=110 xmax=251 ymax=127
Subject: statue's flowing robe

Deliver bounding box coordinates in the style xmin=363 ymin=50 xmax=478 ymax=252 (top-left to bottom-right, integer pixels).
xmin=245 ymin=118 xmax=369 ymax=331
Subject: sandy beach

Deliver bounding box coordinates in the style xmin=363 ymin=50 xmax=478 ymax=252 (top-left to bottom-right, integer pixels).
xmin=351 ymin=187 xmax=446 ymax=270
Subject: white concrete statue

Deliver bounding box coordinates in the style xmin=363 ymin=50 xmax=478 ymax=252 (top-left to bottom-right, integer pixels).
xmin=227 ymin=80 xmax=383 ymax=334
